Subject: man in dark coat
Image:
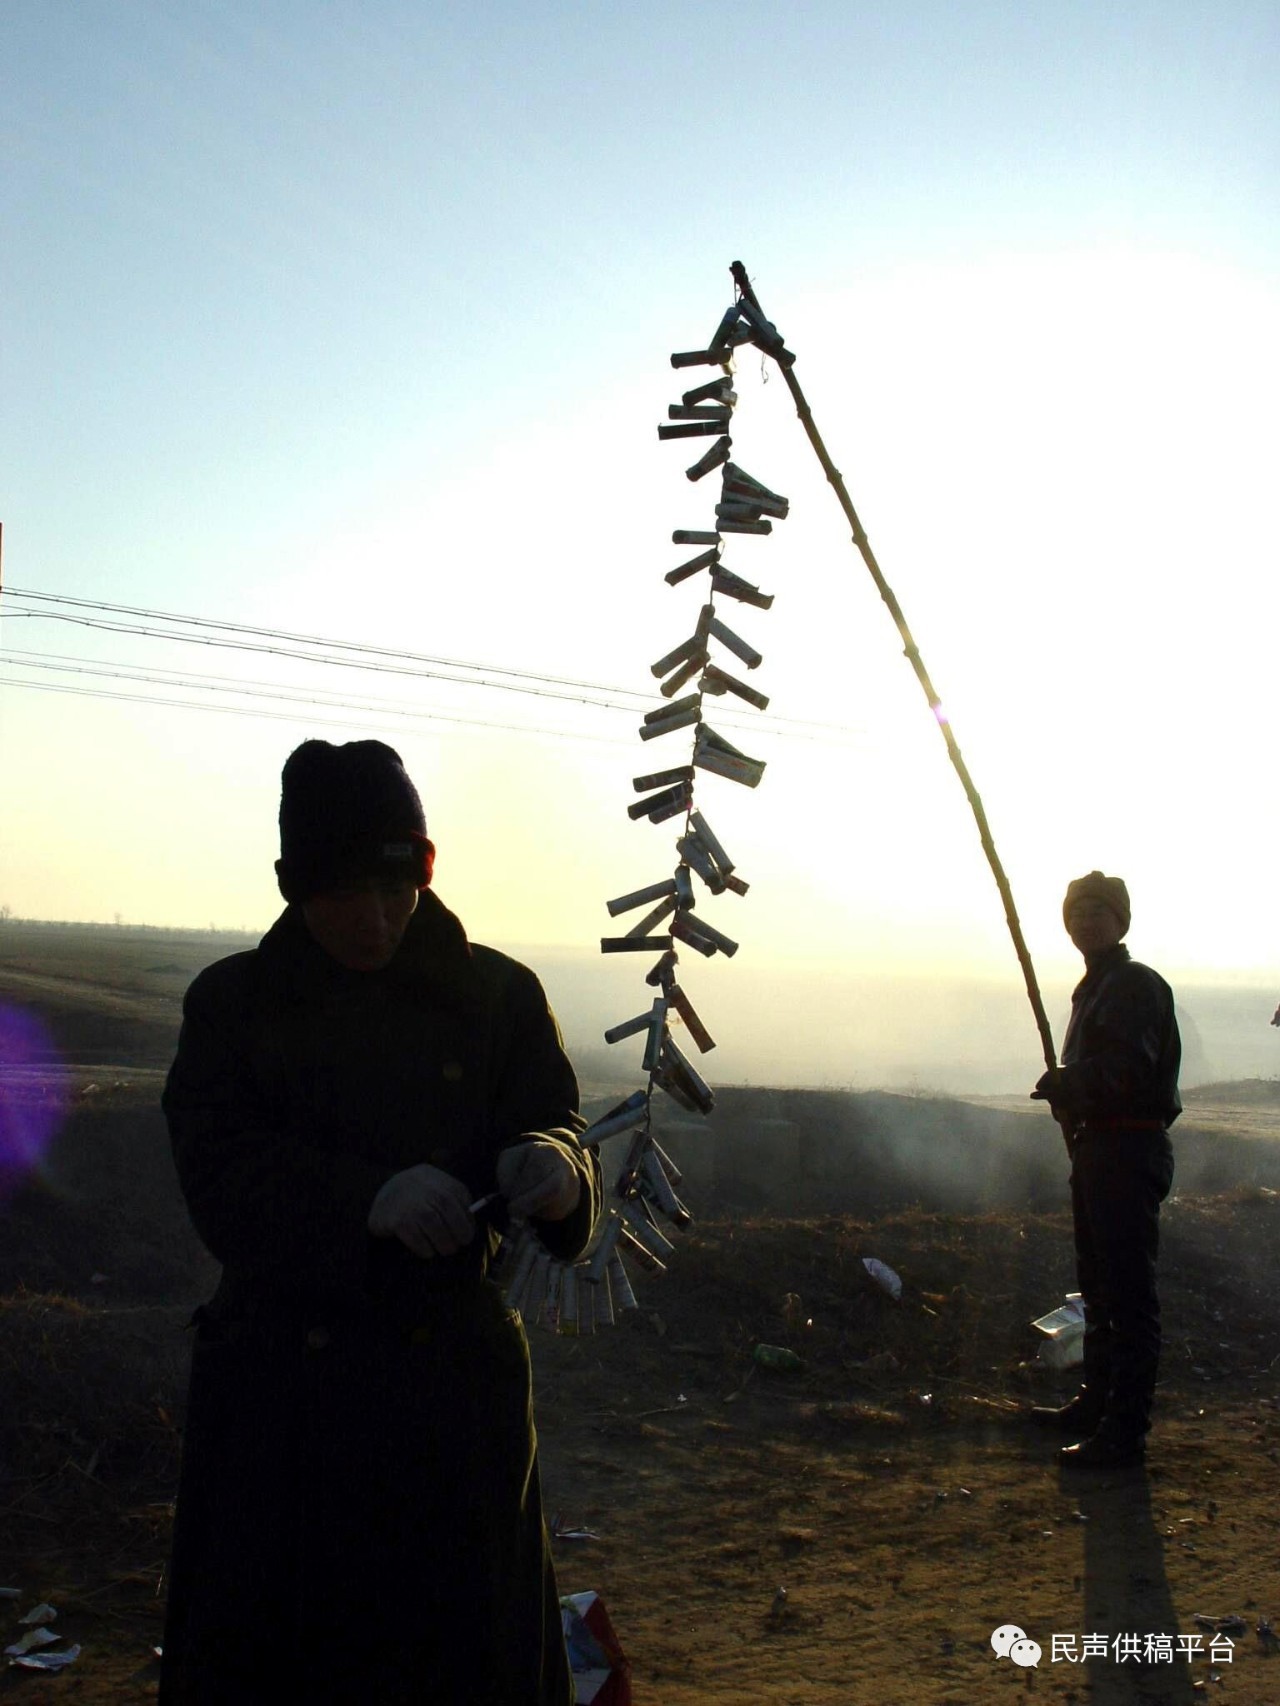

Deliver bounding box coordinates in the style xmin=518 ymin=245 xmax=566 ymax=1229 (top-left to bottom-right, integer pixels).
xmin=160 ymin=739 xmax=600 ymax=1704
xmin=1030 ymin=871 xmax=1181 ymax=1469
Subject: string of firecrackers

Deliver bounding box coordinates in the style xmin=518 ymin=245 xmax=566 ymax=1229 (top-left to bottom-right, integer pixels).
xmin=496 ymin=290 xmax=794 ymax=1333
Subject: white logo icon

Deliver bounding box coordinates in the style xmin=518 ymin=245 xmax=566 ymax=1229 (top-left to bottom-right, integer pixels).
xmin=991 ymin=1624 xmax=1042 ymax=1667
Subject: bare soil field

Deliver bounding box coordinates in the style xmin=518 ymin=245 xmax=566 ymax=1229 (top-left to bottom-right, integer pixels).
xmin=3 ymin=925 xmax=1280 ymax=1704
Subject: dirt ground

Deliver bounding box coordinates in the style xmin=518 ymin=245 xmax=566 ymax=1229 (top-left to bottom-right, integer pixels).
xmin=3 ymin=927 xmax=1280 ymax=1704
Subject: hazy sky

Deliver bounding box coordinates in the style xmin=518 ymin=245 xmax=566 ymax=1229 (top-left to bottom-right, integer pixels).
xmin=3 ymin=2 xmax=1278 ymax=1051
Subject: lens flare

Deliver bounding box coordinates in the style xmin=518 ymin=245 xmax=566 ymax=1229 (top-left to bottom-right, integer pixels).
xmin=0 ymin=1004 xmax=70 ymax=1200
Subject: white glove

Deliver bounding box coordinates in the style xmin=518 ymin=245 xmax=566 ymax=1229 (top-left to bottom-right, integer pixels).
xmin=496 ymin=1141 xmax=581 ymax=1222
xmin=368 ymin=1164 xmax=474 ymax=1259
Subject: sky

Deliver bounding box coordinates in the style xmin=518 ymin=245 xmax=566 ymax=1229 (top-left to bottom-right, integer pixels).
xmin=3 ymin=2 xmax=1279 ymax=1079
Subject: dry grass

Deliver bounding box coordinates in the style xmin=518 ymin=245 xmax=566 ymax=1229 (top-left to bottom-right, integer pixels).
xmin=4 ymin=931 xmax=1280 ymax=1701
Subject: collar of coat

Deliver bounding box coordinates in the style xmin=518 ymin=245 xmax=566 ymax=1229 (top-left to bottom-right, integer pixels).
xmin=1074 ymin=940 xmax=1131 ymax=991
xmin=256 ymin=889 xmax=484 ymax=1014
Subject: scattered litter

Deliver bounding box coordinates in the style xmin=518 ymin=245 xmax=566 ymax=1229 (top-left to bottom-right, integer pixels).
xmin=752 ymin=1343 xmax=804 ymax=1373
xmin=769 ymin=1585 xmax=788 ymax=1618
xmin=1257 ymin=1618 xmax=1279 ymax=1654
xmin=1194 ymin=1613 xmax=1247 ymax=1634
xmin=5 ymin=1630 xmax=59 ymax=1658
xmin=90 ymin=1272 xmax=108 ymax=1285
xmin=9 ymin=1645 xmax=80 ymax=1672
xmin=560 ymin=1591 xmax=631 ymax=1704
xmin=862 ymin=1258 xmax=902 ymax=1300
xmin=18 ymin=1604 xmax=56 ymax=1626
xmin=550 ymin=1515 xmax=601 ymax=1542
xmin=1031 ymin=1293 xmax=1085 ymax=1369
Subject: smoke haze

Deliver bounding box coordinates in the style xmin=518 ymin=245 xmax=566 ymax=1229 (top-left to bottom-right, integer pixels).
xmin=523 ymin=946 xmax=1277 ymax=1095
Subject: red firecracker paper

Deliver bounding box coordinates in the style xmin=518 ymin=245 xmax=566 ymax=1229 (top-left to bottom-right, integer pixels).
xmin=560 ymin=1591 xmax=631 ymax=1705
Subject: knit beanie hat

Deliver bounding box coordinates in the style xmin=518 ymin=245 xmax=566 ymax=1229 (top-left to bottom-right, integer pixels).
xmin=1062 ymin=870 xmax=1131 ymax=937
xmin=275 ymin=740 xmax=433 ymax=904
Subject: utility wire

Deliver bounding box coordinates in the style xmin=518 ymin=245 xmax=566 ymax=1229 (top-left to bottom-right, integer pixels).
xmin=4 ymin=585 xmax=638 ymax=696
xmin=0 ymin=675 xmax=628 ymax=745
xmin=1 ymin=648 xmax=609 ymax=724
xmin=1 ymin=646 xmax=866 ymax=748
xmin=3 ymin=607 xmax=644 ymax=711
xmin=0 ymin=590 xmax=866 ymax=743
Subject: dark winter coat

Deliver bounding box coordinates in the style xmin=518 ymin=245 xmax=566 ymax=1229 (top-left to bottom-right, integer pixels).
xmin=159 ymin=891 xmax=599 ymax=1705
xmin=1057 ymin=943 xmax=1182 ymax=1130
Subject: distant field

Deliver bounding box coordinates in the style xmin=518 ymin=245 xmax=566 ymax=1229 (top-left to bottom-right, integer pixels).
xmin=0 ymin=920 xmax=248 ymax=1069
xmin=4 ymin=918 xmax=1278 ymax=1096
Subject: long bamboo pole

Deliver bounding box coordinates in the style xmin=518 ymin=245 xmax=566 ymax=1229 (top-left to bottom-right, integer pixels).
xmin=728 ymin=262 xmax=1068 ymax=1147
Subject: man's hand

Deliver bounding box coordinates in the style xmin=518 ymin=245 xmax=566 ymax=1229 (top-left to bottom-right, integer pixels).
xmin=1031 ymin=1068 xmax=1077 ymax=1153
xmin=496 ymin=1140 xmax=581 ymax=1222
xmin=368 ymin=1164 xmax=475 ymax=1259
xmin=1030 ymin=1068 xmax=1066 ymax=1109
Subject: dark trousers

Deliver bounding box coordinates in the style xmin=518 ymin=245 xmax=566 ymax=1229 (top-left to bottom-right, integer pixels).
xmin=1070 ymin=1127 xmax=1175 ymax=1441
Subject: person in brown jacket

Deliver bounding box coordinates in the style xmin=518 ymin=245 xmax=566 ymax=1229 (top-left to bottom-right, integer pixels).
xmin=160 ymin=739 xmax=600 ymax=1704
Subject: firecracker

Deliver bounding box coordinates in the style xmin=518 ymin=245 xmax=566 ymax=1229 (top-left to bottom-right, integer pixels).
xmin=498 ymin=283 xmax=792 ymax=1330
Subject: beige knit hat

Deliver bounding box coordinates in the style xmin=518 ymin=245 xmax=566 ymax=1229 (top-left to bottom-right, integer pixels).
xmin=1063 ymin=870 xmax=1131 ymax=936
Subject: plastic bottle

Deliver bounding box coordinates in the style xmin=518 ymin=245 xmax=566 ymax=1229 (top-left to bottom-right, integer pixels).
xmin=752 ymin=1343 xmax=804 ymax=1372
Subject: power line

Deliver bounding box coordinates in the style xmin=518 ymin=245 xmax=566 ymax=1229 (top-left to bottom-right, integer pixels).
xmin=0 ymin=584 xmax=865 ymax=742
xmin=2 ymin=646 xmax=869 ymax=750
xmin=4 ymin=585 xmax=638 ymax=696
xmin=0 ymin=675 xmax=628 ymax=745
xmin=3 ymin=607 xmax=647 ymax=713
xmin=1 ymin=648 xmax=613 ymax=726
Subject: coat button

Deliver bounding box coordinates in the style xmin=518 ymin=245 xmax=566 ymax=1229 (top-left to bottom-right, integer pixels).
xmin=305 ymin=1326 xmax=330 ymax=1351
